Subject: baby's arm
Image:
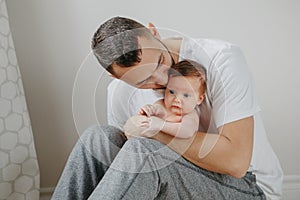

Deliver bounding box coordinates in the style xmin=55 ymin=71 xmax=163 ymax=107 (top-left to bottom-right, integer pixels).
xmin=160 ymin=110 xmax=199 ymax=139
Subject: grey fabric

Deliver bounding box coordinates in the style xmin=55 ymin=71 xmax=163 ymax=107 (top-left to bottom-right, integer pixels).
xmin=52 ymin=125 xmax=266 ymax=200
xmin=51 ymin=125 xmax=126 ymax=200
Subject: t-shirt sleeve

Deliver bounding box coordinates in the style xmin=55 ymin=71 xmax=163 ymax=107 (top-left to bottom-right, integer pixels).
xmin=210 ymin=45 xmax=261 ymax=128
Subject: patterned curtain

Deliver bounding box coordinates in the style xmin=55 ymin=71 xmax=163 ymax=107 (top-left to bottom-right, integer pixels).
xmin=0 ymin=0 xmax=40 ymax=199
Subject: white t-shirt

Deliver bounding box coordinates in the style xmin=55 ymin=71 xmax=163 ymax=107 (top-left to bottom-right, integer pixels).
xmin=107 ymin=37 xmax=283 ymax=200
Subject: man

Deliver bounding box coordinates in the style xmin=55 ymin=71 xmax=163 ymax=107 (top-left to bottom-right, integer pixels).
xmin=52 ymin=16 xmax=283 ymax=200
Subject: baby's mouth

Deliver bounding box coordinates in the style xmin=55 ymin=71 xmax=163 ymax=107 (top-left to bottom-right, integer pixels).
xmin=171 ymin=105 xmax=181 ymax=109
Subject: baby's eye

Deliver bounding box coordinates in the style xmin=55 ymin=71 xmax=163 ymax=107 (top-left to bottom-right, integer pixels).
xmin=184 ymin=93 xmax=190 ymax=98
xmin=169 ymin=89 xmax=175 ymax=94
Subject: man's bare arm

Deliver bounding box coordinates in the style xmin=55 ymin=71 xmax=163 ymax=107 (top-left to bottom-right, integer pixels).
xmin=152 ymin=116 xmax=254 ymax=178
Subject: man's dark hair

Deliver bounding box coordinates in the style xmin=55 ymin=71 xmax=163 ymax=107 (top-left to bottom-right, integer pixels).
xmin=169 ymin=60 xmax=207 ymax=95
xmin=92 ymin=16 xmax=153 ymax=75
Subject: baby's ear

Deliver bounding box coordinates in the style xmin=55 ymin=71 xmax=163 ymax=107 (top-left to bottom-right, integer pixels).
xmin=197 ymin=94 xmax=205 ymax=105
xmin=148 ymin=22 xmax=161 ymax=40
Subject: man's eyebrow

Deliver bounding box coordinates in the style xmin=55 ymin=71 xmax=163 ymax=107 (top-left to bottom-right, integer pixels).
xmin=136 ymin=53 xmax=163 ymax=86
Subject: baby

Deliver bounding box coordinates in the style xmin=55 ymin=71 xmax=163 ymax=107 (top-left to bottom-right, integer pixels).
xmin=125 ymin=60 xmax=206 ymax=139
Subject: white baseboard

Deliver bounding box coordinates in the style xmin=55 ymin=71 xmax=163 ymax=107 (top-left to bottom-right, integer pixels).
xmin=40 ymin=175 xmax=300 ymax=200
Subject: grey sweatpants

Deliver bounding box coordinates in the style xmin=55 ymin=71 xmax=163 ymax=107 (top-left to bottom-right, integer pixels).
xmin=51 ymin=125 xmax=266 ymax=200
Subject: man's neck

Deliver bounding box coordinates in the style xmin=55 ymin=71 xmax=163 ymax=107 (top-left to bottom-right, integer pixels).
xmin=162 ymin=37 xmax=182 ymax=64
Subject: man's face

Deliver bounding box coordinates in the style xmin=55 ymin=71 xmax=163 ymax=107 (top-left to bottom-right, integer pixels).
xmin=112 ymin=36 xmax=173 ymax=89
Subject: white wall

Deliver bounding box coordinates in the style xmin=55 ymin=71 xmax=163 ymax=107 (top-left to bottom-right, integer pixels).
xmin=6 ymin=0 xmax=300 ymax=192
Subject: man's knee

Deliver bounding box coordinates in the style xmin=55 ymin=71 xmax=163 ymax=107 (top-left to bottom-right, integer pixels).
xmin=80 ymin=125 xmax=126 ymax=146
xmin=122 ymin=137 xmax=165 ymax=153
xmin=114 ymin=138 xmax=177 ymax=173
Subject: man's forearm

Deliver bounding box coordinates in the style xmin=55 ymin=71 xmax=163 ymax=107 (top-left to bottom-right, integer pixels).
xmin=161 ymin=121 xmax=195 ymax=139
xmin=152 ymin=130 xmax=252 ymax=178
xmin=160 ymin=111 xmax=198 ymax=139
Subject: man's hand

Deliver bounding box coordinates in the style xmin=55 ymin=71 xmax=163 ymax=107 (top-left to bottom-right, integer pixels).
xmin=141 ymin=116 xmax=165 ymax=137
xmin=123 ymin=115 xmax=149 ymax=139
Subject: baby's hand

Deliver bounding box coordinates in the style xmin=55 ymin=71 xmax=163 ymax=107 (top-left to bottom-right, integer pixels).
xmin=139 ymin=104 xmax=166 ymax=118
xmin=153 ymin=104 xmax=166 ymax=118
xmin=139 ymin=104 xmax=156 ymax=116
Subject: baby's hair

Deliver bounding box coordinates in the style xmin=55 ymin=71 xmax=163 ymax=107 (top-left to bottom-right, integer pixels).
xmin=168 ymin=60 xmax=206 ymax=95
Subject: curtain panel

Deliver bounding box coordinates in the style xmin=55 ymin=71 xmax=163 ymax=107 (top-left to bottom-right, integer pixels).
xmin=0 ymin=0 xmax=40 ymax=199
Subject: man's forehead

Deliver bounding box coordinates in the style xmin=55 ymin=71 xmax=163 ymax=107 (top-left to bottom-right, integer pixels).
xmin=138 ymin=36 xmax=165 ymax=50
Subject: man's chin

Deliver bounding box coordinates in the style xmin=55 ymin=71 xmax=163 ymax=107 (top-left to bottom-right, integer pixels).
xmin=137 ymin=84 xmax=166 ymax=90
xmin=153 ymin=87 xmax=166 ymax=90
xmin=152 ymin=88 xmax=166 ymax=94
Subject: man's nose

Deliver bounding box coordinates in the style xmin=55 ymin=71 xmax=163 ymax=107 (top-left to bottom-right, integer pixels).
xmin=152 ymin=69 xmax=168 ymax=86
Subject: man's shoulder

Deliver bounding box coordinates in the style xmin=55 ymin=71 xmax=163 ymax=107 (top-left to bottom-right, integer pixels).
xmin=179 ymin=37 xmax=240 ymax=67
xmin=194 ymin=38 xmax=245 ymax=67
xmin=185 ymin=37 xmax=237 ymax=52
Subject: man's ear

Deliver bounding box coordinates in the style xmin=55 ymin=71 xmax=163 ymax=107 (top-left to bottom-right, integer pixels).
xmin=148 ymin=22 xmax=161 ymax=40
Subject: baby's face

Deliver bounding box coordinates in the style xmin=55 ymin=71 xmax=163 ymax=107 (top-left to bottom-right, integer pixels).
xmin=164 ymin=76 xmax=203 ymax=115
